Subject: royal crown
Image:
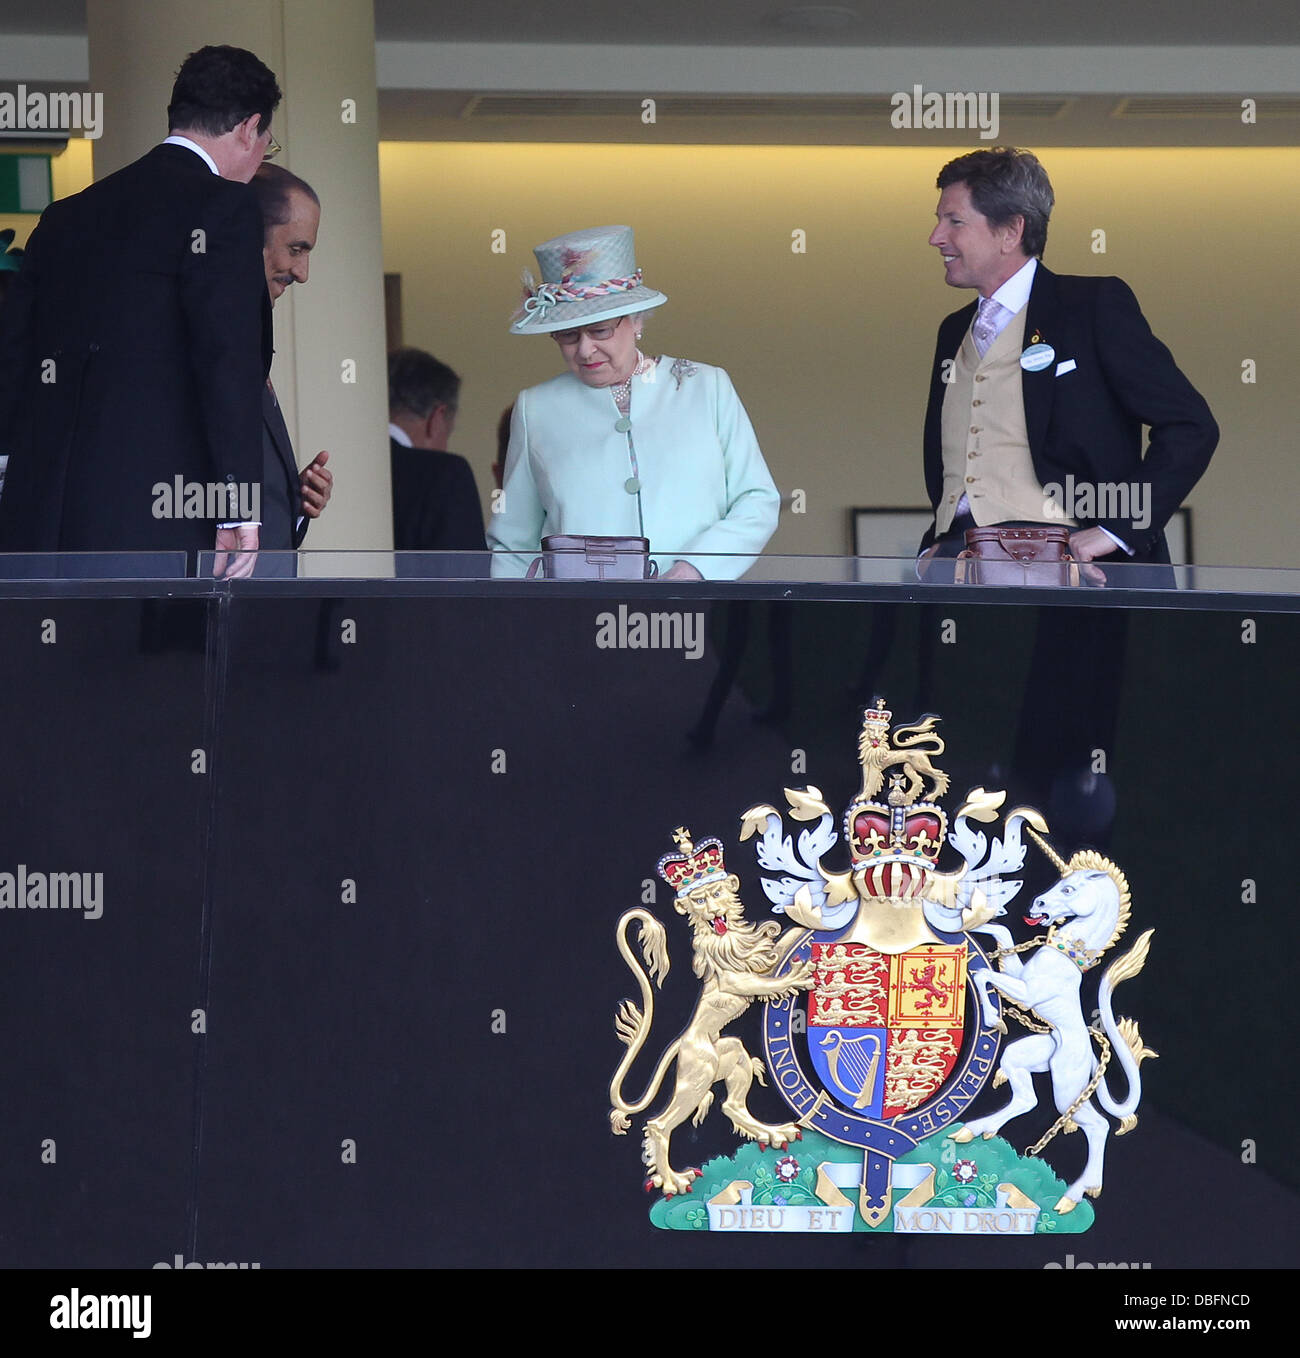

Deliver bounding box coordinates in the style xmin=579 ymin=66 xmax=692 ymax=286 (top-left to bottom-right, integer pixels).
xmin=844 ymin=699 xmax=950 ymax=897
xmin=847 ymin=799 xmax=947 ymax=864
xmin=657 ymin=827 xmax=728 ymax=896
xmin=861 ymin=698 xmax=892 ymax=734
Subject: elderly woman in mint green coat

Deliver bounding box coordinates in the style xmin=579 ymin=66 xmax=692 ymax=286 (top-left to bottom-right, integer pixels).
xmin=488 ymin=225 xmax=779 ymax=580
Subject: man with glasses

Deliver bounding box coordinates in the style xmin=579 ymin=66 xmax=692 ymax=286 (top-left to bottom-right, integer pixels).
xmin=0 ymin=46 xmax=281 ymax=576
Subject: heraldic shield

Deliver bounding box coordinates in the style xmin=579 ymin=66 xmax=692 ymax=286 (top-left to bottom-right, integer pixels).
xmin=609 ymin=698 xmax=1157 ymax=1235
xmin=807 ymin=941 xmax=967 ymax=1120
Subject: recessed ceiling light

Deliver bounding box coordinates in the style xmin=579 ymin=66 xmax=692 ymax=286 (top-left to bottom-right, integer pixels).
xmin=769 ymin=5 xmax=863 ymax=33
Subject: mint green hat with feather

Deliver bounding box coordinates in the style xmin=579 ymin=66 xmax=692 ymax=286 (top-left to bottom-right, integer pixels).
xmin=510 ymin=225 xmax=666 ymax=334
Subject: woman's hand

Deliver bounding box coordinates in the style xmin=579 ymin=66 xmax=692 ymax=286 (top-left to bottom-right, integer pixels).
xmin=659 ymin=560 xmax=703 ymax=582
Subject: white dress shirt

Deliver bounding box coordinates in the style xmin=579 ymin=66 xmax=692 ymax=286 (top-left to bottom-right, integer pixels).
xmin=162 ymin=134 xmax=219 ymax=175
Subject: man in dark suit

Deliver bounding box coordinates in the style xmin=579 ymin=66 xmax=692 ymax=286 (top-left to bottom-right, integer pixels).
xmin=0 ymin=230 xmax=22 ymax=507
xmin=0 ymin=228 xmax=22 ymax=309
xmin=388 ymin=348 xmax=486 ymax=554
xmin=0 ymin=45 xmax=280 ymax=576
xmin=919 ymin=147 xmax=1218 ymax=575
xmin=917 ymin=148 xmax=1219 ymax=846
xmin=250 ymin=164 xmax=332 ymax=567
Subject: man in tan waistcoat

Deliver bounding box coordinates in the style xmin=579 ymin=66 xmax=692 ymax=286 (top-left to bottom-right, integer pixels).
xmin=917 ymin=147 xmax=1217 ymax=577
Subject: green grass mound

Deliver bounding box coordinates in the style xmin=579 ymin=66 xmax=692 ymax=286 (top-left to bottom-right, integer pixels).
xmin=650 ymin=1126 xmax=1093 ymax=1232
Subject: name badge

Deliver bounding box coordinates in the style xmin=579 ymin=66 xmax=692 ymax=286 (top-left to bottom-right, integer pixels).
xmin=1020 ymin=343 xmax=1056 ymax=372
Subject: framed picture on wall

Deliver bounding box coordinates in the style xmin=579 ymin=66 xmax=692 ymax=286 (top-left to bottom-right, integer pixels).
xmin=850 ymin=507 xmax=932 ymax=561
xmin=850 ymin=506 xmax=1195 ymax=564
xmin=383 ymin=273 xmax=403 ymax=351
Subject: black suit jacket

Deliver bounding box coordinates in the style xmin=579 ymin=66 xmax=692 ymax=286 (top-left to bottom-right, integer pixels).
xmin=389 ymin=439 xmax=486 ymax=552
xmin=0 ymin=143 xmax=270 ymax=553
xmin=261 ymin=380 xmax=307 ymax=552
xmin=922 ymin=264 xmax=1218 ymax=562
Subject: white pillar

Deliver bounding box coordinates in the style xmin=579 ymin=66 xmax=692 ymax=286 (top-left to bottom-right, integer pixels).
xmin=86 ymin=0 xmax=392 ymax=557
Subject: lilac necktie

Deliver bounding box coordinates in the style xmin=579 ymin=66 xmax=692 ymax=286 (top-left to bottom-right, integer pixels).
xmin=972 ymin=295 xmax=1005 ymax=358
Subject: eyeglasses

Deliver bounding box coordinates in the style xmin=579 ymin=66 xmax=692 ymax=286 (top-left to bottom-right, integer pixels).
xmin=552 ymin=320 xmax=623 ymax=346
xmin=263 ymin=133 xmax=282 ymax=161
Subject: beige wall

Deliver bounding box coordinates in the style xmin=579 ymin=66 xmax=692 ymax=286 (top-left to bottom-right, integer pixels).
xmin=1 ymin=137 xmax=94 ymax=245
xmin=380 ymin=142 xmax=1296 ymax=567
xmin=10 ymin=140 xmax=1292 ymax=566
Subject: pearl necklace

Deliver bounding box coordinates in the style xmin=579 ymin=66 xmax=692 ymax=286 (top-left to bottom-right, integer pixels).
xmin=610 ymin=350 xmax=654 ymax=415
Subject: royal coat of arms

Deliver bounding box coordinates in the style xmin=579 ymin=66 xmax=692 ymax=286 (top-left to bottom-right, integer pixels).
xmin=608 ymin=700 xmax=1156 ymax=1235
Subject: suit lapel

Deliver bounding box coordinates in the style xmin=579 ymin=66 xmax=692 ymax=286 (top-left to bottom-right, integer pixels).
xmin=945 ymin=304 xmax=976 ymax=356
xmin=934 ymin=306 xmax=976 ymax=412
xmin=261 ymin=294 xmax=274 ymax=378
xmin=924 ymin=304 xmax=977 ymax=507
xmin=263 ymin=380 xmax=298 ymax=492
xmin=1021 ymin=264 xmax=1060 ymax=458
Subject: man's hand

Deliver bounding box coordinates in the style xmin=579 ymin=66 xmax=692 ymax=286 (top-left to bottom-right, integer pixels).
xmin=1068 ymin=526 xmax=1117 ymax=586
xmin=299 ymin=450 xmax=333 ymax=518
xmin=213 ymin=524 xmax=259 ymax=579
xmin=659 ymin=560 xmax=703 ymax=582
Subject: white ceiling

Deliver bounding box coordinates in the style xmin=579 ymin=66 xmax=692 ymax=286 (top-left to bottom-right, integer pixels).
xmin=375 ymin=0 xmax=1300 ymax=46
xmin=2 ymin=2 xmax=1298 ymax=146
xmin=2 ymin=0 xmax=1298 ymax=46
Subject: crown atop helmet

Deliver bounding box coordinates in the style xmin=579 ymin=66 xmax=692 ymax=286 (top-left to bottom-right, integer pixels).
xmin=845 ymin=698 xmax=951 ymax=884
xmin=657 ymin=826 xmax=728 ymax=896
xmin=846 ymin=796 xmax=948 ymax=864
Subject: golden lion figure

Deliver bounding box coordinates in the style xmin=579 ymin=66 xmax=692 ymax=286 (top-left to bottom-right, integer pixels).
xmin=608 ymin=867 xmax=815 ymax=1198
xmin=857 ymin=709 xmax=950 ymax=804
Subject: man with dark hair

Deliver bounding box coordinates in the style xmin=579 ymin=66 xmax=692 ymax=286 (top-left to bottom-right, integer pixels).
xmin=251 ymin=164 xmax=331 ymax=563
xmin=251 ymin=162 xmax=319 ymax=242
xmin=0 ymin=45 xmax=280 ymax=575
xmin=918 ymin=148 xmax=1220 ymax=851
xmin=388 ymin=348 xmax=485 ymax=552
xmin=166 ymin=44 xmax=281 ymax=140
xmin=920 ymin=146 xmax=1217 ymax=572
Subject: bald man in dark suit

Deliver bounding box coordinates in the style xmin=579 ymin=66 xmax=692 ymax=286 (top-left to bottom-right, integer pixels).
xmin=251 ymin=164 xmax=332 ymax=570
xmin=388 ymin=348 xmax=485 ymax=557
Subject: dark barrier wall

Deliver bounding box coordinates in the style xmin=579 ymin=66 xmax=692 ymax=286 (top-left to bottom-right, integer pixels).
xmin=0 ymin=578 xmax=1296 ymax=1268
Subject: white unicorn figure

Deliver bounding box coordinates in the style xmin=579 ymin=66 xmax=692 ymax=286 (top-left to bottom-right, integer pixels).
xmin=956 ymin=837 xmax=1157 ymax=1212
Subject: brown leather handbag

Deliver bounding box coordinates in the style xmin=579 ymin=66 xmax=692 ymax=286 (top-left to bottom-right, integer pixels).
xmin=955 ymin=526 xmax=1080 ymax=587
xmin=525 ymin=534 xmax=658 ymax=580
